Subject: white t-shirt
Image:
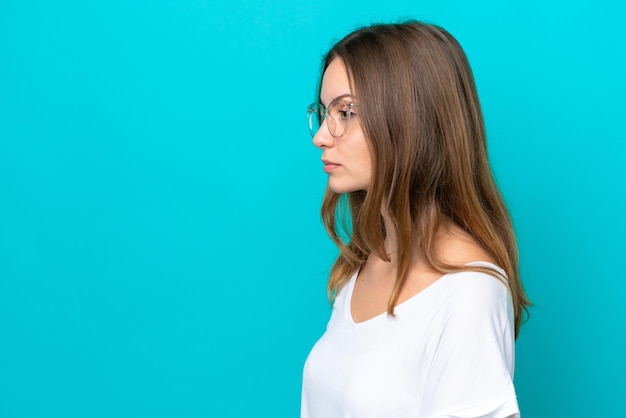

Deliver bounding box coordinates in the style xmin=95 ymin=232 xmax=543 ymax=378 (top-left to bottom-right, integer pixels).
xmin=301 ymin=263 xmax=520 ymax=418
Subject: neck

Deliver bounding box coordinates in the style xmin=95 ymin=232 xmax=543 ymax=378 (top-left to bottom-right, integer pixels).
xmin=379 ymin=206 xmax=434 ymax=268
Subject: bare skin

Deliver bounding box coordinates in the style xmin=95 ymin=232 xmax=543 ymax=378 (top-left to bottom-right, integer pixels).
xmin=350 ymin=210 xmax=495 ymax=323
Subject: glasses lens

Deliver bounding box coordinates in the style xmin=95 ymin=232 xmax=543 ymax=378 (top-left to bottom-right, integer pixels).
xmin=307 ymin=103 xmax=323 ymax=137
xmin=328 ymin=100 xmax=352 ymax=137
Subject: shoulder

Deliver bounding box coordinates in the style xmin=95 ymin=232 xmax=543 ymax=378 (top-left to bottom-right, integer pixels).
xmin=446 ymin=266 xmax=509 ymax=297
xmin=435 ymin=223 xmax=497 ymax=267
xmin=440 ymin=266 xmax=513 ymax=323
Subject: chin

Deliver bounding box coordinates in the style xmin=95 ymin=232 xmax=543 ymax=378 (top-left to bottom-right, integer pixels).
xmin=327 ymin=180 xmax=368 ymax=194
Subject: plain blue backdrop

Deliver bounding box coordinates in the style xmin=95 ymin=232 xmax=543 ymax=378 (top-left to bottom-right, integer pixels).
xmin=1 ymin=0 xmax=624 ymax=417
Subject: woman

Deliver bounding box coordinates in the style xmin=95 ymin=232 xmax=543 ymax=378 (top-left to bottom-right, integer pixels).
xmin=301 ymin=21 xmax=530 ymax=418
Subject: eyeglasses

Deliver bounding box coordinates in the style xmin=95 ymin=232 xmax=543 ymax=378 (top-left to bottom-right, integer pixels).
xmin=307 ymin=98 xmax=356 ymax=138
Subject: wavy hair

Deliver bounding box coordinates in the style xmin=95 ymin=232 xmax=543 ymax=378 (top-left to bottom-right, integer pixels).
xmin=318 ymin=21 xmax=529 ymax=337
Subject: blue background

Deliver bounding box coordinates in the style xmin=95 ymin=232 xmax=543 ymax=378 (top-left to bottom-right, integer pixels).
xmin=1 ymin=0 xmax=624 ymax=417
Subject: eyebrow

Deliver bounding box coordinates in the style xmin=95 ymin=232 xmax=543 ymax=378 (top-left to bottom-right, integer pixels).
xmin=321 ymin=93 xmax=353 ymax=107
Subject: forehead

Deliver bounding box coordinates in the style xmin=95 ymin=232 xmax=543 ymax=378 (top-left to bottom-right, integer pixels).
xmin=320 ymin=58 xmax=353 ymax=106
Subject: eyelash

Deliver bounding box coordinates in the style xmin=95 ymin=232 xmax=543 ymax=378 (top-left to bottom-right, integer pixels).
xmin=338 ymin=109 xmax=356 ymax=120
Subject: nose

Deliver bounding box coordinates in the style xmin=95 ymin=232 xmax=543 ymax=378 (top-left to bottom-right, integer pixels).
xmin=312 ymin=119 xmax=335 ymax=149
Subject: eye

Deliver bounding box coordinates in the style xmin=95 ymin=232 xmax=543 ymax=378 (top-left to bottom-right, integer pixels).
xmin=339 ymin=108 xmax=356 ymax=120
xmin=333 ymin=102 xmax=356 ymax=121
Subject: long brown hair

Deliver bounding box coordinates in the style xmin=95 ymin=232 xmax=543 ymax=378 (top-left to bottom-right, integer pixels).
xmin=318 ymin=21 xmax=530 ymax=337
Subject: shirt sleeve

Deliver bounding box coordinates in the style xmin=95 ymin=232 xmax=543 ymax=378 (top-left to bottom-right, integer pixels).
xmin=420 ymin=272 xmax=520 ymax=418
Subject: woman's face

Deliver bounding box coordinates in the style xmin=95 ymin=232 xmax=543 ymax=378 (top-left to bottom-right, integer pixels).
xmin=313 ymin=58 xmax=372 ymax=194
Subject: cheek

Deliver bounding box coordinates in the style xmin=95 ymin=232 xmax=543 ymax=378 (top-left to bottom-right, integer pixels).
xmin=351 ymin=134 xmax=372 ymax=166
xmin=359 ymin=144 xmax=373 ymax=174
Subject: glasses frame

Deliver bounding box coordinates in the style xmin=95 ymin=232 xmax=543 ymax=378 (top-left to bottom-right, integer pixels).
xmin=307 ymin=98 xmax=356 ymax=138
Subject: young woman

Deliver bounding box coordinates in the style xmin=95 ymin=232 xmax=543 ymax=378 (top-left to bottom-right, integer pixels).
xmin=302 ymin=21 xmax=530 ymax=418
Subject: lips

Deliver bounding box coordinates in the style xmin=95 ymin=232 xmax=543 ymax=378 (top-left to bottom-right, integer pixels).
xmin=322 ymin=159 xmax=341 ymax=172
